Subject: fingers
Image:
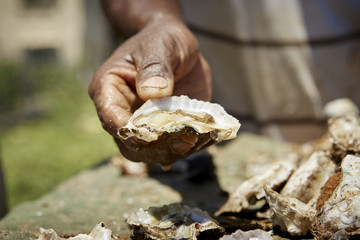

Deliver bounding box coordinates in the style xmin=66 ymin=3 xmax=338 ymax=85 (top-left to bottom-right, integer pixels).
xmin=89 ymin=72 xmax=138 ymax=137
xmin=173 ymin=54 xmax=212 ymax=101
xmin=90 ymin=20 xmax=207 ymax=148
xmin=133 ymin=21 xmax=200 ymax=101
xmin=135 ymin=59 xmax=174 ymax=101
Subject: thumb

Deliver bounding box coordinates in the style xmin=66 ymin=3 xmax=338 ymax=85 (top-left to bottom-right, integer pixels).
xmin=136 ymin=60 xmax=174 ymax=101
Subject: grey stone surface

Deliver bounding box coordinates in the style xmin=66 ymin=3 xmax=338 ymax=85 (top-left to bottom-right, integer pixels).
xmin=0 ymin=133 xmax=282 ymax=239
xmin=0 ymin=164 xmax=181 ymax=239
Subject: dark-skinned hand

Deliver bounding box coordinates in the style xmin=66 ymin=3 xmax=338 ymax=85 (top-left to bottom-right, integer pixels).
xmin=89 ymin=17 xmax=212 ymax=163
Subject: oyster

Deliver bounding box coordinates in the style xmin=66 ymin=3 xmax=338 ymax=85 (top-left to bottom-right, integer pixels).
xmin=216 ymin=161 xmax=296 ymax=216
xmin=215 ymin=109 xmax=360 ymax=238
xmin=126 ymin=203 xmax=225 ymax=240
xmin=323 ymin=98 xmax=359 ymax=119
xmin=220 ymin=229 xmax=273 ymax=240
xmin=118 ymin=95 xmax=240 ymax=166
xmin=264 ymin=186 xmax=316 ymax=236
xmin=328 ymin=114 xmax=360 ymax=162
xmin=244 ymin=148 xmax=300 ymax=179
xmin=280 ymin=151 xmax=336 ymax=206
xmin=329 ymin=230 xmax=360 ymax=240
xmin=37 ymin=223 xmax=115 ymax=240
xmin=312 ymin=155 xmax=360 ymax=239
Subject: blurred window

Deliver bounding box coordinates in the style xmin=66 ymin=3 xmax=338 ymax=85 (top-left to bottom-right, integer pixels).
xmin=24 ymin=48 xmax=58 ymax=64
xmin=23 ymin=0 xmax=57 ymax=9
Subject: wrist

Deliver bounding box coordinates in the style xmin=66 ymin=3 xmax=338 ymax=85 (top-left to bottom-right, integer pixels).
xmin=101 ymin=0 xmax=184 ymax=37
xmin=136 ymin=12 xmax=184 ymax=32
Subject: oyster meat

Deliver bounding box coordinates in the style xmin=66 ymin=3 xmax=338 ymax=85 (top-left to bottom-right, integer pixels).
xmin=312 ymin=155 xmax=360 ymax=239
xmin=118 ymin=95 xmax=240 ymax=166
xmin=126 ymin=203 xmax=225 ymax=240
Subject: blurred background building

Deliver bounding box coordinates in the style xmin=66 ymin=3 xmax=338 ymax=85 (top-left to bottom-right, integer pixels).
xmin=0 ymin=0 xmax=84 ymax=66
xmin=0 ymin=0 xmax=117 ymax=120
xmin=0 ymin=0 xmax=114 ymax=68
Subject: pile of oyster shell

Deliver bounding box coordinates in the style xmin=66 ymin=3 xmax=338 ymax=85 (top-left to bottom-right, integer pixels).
xmin=126 ymin=99 xmax=360 ymax=240
xmin=37 ymin=98 xmax=360 ymax=239
xmin=216 ymin=111 xmax=360 ymax=239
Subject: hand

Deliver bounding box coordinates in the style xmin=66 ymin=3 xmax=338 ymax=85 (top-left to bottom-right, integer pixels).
xmin=89 ymin=18 xmax=212 ymax=162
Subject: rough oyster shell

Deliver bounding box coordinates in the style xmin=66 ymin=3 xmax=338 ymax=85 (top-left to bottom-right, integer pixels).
xmin=264 ymin=186 xmax=316 ymax=236
xmin=37 ymin=223 xmax=115 ymax=240
xmin=118 ymin=95 xmax=240 ymax=166
xmin=126 ymin=203 xmax=225 ymax=240
xmin=328 ymin=114 xmax=360 ymax=162
xmin=244 ymin=148 xmax=300 ymax=179
xmin=216 ymin=161 xmax=296 ymax=216
xmin=312 ymin=155 xmax=360 ymax=239
xmin=280 ymin=151 xmax=336 ymax=206
xmin=323 ymin=98 xmax=359 ymax=119
xmin=219 ymin=229 xmax=273 ymax=240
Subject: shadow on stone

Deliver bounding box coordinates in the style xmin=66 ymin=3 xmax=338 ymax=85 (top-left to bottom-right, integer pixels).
xmin=149 ymin=150 xmax=228 ymax=216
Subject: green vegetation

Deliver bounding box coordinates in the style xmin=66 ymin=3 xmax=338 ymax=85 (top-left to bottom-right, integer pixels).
xmin=0 ymin=63 xmax=118 ymax=209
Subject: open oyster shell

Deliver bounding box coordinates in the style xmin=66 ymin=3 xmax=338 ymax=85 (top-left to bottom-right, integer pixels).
xmin=312 ymin=155 xmax=360 ymax=239
xmin=216 ymin=161 xmax=296 ymax=216
xmin=118 ymin=95 xmax=240 ymax=166
xmin=244 ymin=148 xmax=301 ymax=179
xmin=264 ymin=186 xmax=316 ymax=236
xmin=280 ymin=151 xmax=336 ymax=206
xmin=126 ymin=203 xmax=225 ymax=240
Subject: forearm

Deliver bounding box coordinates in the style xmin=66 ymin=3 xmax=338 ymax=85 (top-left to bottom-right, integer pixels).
xmin=100 ymin=0 xmax=183 ymax=36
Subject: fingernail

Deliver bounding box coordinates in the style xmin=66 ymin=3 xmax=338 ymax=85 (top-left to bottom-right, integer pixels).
xmin=141 ymin=76 xmax=168 ymax=89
